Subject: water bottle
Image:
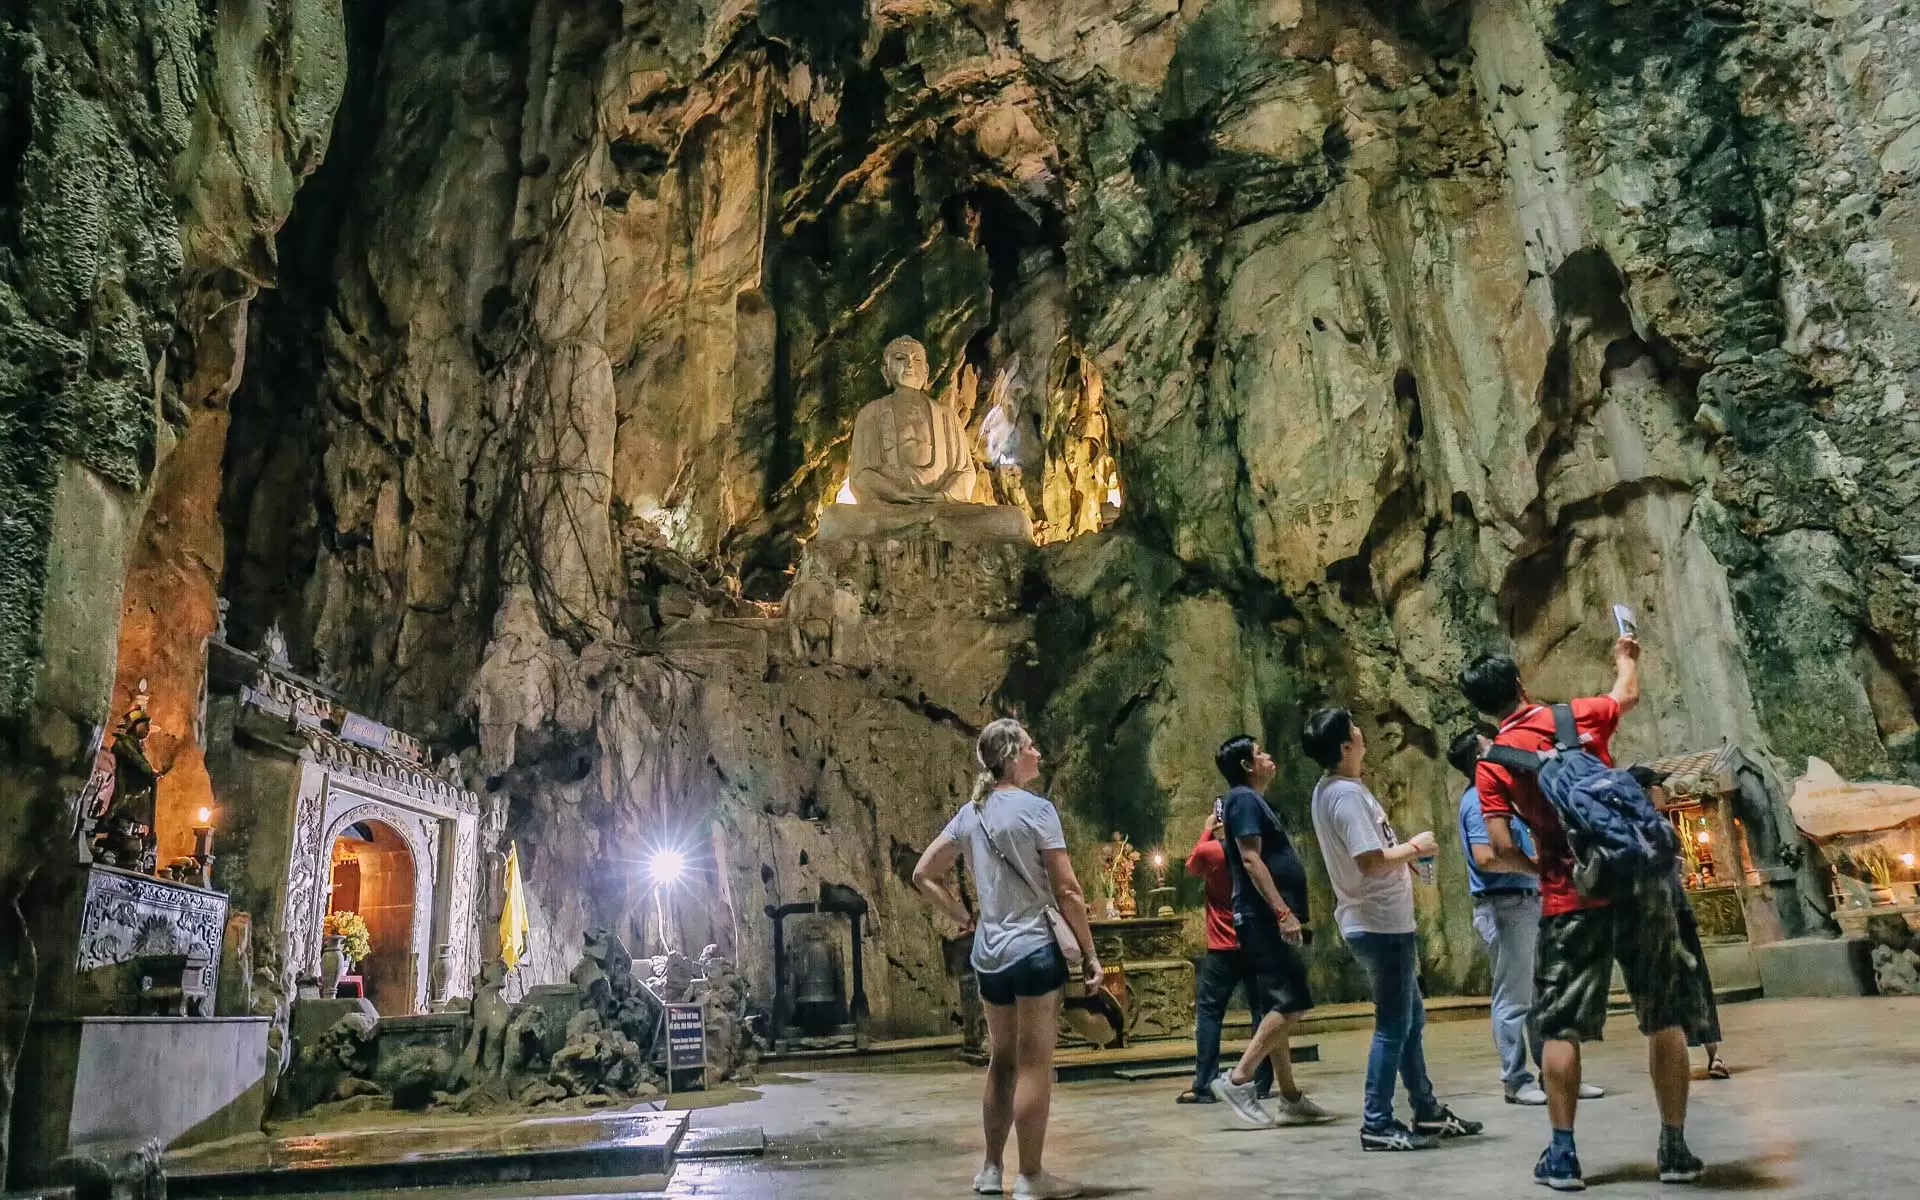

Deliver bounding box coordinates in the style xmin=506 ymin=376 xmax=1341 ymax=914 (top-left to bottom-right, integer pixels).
xmin=1416 ymin=855 xmax=1437 ymax=885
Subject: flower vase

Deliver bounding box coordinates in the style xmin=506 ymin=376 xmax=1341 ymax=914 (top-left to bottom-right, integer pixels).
xmin=320 ymin=935 xmax=347 ymax=999
xmin=429 ymin=943 xmax=453 ymax=1004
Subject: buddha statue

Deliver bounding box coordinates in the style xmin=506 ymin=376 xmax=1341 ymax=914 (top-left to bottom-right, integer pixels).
xmin=848 ymin=336 xmax=977 ymax=505
xmin=817 ymin=336 xmax=1031 ymax=544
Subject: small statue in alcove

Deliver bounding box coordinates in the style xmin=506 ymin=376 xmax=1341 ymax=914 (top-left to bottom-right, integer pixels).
xmin=980 ymin=355 xmax=1045 ymax=530
xmin=94 ymin=685 xmax=163 ymax=872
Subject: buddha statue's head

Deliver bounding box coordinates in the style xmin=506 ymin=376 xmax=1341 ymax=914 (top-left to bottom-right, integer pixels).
xmin=881 ymin=336 xmax=930 ymax=393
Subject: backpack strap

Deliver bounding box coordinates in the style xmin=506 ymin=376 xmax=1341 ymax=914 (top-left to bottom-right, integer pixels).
xmin=1551 ymin=703 xmax=1581 ymax=754
xmin=1482 ymin=744 xmax=1545 ymax=775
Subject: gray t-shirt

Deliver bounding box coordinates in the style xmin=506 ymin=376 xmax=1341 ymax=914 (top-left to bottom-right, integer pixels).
xmin=1309 ymin=775 xmax=1417 ymax=936
xmin=941 ymin=787 xmax=1067 ymax=973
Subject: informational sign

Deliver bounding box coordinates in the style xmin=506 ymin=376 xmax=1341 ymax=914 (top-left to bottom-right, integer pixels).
xmin=666 ymin=1003 xmax=707 ymax=1074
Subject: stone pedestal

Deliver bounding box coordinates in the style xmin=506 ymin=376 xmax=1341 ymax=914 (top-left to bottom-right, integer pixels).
xmin=12 ymin=1016 xmax=272 ymax=1184
xmin=1756 ymin=935 xmax=1875 ymax=997
xmin=814 ymin=502 xmax=1031 ymax=544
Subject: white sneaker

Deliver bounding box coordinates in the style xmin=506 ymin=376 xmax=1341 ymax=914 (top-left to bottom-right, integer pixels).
xmin=1012 ymin=1172 xmax=1083 ymax=1199
xmin=1578 ymin=1082 xmax=1606 ymax=1099
xmin=1210 ymin=1074 xmax=1276 ymax=1127
xmin=973 ymin=1163 xmax=1003 ymax=1194
xmin=1505 ymin=1084 xmax=1549 ymax=1106
xmin=1276 ymin=1092 xmax=1336 ymax=1125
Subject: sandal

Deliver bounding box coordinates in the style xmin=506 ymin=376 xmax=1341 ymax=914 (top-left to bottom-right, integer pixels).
xmin=1175 ymin=1089 xmax=1217 ymax=1104
xmin=1706 ymin=1056 xmax=1730 ymax=1080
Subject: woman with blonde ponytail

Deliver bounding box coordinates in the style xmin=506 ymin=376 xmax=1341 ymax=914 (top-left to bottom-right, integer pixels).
xmin=914 ymin=718 xmax=1100 ymax=1200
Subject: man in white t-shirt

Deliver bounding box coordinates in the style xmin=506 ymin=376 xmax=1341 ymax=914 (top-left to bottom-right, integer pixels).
xmin=1304 ymin=707 xmax=1483 ymax=1152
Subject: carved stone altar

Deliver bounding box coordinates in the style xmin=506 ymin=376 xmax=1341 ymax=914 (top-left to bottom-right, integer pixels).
xmin=1054 ymin=917 xmax=1194 ymax=1047
xmin=33 ymin=863 xmax=228 ymax=1016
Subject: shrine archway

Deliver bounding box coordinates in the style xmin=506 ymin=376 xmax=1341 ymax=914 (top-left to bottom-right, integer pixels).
xmin=320 ymin=804 xmax=433 ymax=1015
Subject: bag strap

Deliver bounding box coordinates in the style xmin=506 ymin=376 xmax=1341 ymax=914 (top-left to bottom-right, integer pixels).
xmin=1483 ymin=744 xmax=1545 ymax=775
xmin=977 ymin=794 xmax=1054 ymax=906
xmin=1551 ymin=703 xmax=1581 ymax=753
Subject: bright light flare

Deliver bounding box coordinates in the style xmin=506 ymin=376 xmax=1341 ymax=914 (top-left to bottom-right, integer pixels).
xmin=1696 ymin=829 xmax=1710 ymax=844
xmin=1903 ymin=853 xmax=1916 ymax=869
xmin=195 ymin=806 xmax=212 ymax=824
xmin=649 ymin=848 xmax=687 ymax=886
xmin=1150 ymin=852 xmax=1166 ymax=869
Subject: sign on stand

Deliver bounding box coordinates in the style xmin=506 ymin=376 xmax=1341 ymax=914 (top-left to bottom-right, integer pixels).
xmin=666 ymin=1002 xmax=708 ymax=1091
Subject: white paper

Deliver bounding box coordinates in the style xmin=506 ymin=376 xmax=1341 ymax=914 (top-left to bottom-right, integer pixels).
xmin=1612 ymin=603 xmax=1637 ymax=638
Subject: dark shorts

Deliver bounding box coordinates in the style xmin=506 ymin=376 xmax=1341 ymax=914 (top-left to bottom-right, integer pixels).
xmin=977 ymin=944 xmax=1069 ymax=1006
xmin=1235 ymin=912 xmax=1315 ymax=1017
xmin=1534 ymin=877 xmax=1705 ymax=1043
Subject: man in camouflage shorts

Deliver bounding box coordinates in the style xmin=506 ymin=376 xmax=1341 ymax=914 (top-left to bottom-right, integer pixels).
xmin=1461 ymin=636 xmax=1707 ymax=1191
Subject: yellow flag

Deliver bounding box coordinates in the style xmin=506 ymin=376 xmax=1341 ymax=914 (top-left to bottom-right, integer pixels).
xmin=500 ymin=842 xmax=530 ymax=969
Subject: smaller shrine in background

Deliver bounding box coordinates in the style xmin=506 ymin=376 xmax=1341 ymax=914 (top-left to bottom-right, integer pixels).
xmin=1787 ymin=758 xmax=1920 ymax=994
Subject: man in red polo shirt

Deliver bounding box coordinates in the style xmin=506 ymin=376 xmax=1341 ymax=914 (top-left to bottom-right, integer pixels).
xmin=1177 ymin=810 xmax=1273 ymax=1104
xmin=1461 ymin=636 xmax=1705 ymax=1191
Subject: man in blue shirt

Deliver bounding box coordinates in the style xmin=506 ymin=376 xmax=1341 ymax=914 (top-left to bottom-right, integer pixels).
xmin=1447 ymin=729 xmax=1605 ymax=1107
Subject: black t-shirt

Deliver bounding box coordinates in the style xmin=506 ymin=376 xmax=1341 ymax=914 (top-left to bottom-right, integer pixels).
xmin=1219 ymin=785 xmax=1311 ymax=926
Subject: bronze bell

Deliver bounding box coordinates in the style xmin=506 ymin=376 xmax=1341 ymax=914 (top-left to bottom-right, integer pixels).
xmin=792 ymin=933 xmax=839 ymax=1006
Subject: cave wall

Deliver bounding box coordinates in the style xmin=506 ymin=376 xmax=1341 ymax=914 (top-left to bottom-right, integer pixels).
xmin=220 ymin=0 xmax=1920 ymax=1029
xmin=0 ymin=0 xmax=347 ymax=1174
xmin=11 ymin=0 xmax=1920 ymax=1099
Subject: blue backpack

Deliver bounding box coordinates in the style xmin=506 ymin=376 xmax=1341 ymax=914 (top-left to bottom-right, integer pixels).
xmin=1482 ymin=703 xmax=1677 ymax=899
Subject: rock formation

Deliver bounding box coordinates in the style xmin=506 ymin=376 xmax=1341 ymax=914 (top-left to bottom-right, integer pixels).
xmin=9 ymin=0 xmax=1920 ymax=1164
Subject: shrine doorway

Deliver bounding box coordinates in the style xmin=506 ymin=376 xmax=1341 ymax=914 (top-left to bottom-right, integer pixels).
xmin=328 ymin=821 xmax=417 ymax=1014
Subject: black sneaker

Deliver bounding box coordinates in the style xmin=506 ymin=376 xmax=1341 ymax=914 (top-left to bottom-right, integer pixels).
xmin=1361 ymin=1121 xmax=1439 ymax=1151
xmin=1535 ymin=1145 xmax=1586 ymax=1191
xmin=1657 ymin=1141 xmax=1704 ymax=1184
xmin=1414 ymin=1105 xmax=1484 ymax=1139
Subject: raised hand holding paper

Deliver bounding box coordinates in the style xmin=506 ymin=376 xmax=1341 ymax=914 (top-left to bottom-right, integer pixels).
xmin=1613 ymin=603 xmax=1637 ymax=639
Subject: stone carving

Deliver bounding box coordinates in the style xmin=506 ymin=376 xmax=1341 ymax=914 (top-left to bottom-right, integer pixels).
xmin=821 ymin=336 xmax=1031 ymax=543
xmin=76 ymin=867 xmax=227 ymax=1007
xmin=284 ymin=769 xmax=330 ymax=985
xmin=1686 ymin=885 xmax=1748 ymax=940
xmin=1120 ymin=961 xmax=1195 ymax=1041
xmin=981 ymin=355 xmax=1044 ymax=528
xmin=502 ymin=1004 xmax=551 ymax=1077
xmin=94 ymin=688 xmax=161 ymax=870
xmin=849 ymin=336 xmax=976 ymax=505
xmin=306 ymin=728 xmax=477 ymax=814
xmin=447 ymin=822 xmax=479 ymax=995
xmin=463 ymin=959 xmax=513 ymax=1076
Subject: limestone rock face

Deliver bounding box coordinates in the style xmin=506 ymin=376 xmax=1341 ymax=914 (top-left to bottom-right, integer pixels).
xmin=16 ymin=0 xmax=1920 ymax=1061
xmin=221 ymin=0 xmax=1920 ymax=1022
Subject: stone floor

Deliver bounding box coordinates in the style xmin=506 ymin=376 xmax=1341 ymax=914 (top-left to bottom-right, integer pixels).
xmin=256 ymin=997 xmax=1919 ymax=1198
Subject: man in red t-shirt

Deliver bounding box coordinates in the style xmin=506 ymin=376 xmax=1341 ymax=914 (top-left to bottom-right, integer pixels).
xmin=1461 ymin=636 xmax=1705 ymax=1190
xmin=1177 ymin=812 xmax=1274 ymax=1104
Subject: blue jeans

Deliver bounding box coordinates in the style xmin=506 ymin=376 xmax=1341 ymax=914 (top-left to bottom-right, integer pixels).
xmin=1347 ymin=932 xmax=1438 ymax=1130
xmin=1473 ymin=892 xmax=1545 ymax=1091
xmin=1192 ymin=949 xmax=1275 ymax=1094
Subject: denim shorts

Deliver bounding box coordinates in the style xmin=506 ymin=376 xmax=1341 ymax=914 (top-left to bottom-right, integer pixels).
xmin=977 ymin=944 xmax=1069 ymax=1006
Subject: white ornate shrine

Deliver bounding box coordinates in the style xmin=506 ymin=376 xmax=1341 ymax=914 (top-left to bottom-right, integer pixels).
xmin=213 ymin=648 xmax=484 ymax=1015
